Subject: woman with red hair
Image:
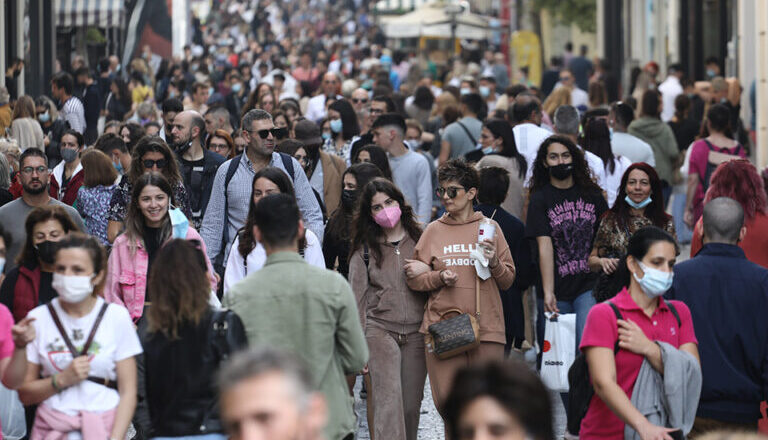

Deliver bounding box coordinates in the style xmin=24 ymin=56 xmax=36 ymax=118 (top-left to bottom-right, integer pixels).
xmin=690 ymin=159 xmax=768 ymax=268
xmin=589 ymin=162 xmax=676 ymax=301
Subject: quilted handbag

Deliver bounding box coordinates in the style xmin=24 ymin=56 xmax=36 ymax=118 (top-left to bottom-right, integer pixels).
xmin=427 ymin=276 xmax=481 ymax=359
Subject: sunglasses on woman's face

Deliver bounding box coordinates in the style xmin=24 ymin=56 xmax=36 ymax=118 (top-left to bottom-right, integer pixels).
xmin=436 ymin=186 xmax=465 ymax=199
xmin=143 ymin=159 xmax=167 ymax=169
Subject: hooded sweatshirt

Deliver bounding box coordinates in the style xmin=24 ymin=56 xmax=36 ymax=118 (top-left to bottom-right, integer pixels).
xmin=349 ymin=234 xmax=425 ymax=334
xmin=406 ymin=211 xmax=516 ymax=344
xmin=627 ymin=117 xmax=679 ymax=183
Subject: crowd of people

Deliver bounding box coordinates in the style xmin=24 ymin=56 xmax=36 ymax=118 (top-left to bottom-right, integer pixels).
xmin=0 ymin=1 xmax=767 ymax=440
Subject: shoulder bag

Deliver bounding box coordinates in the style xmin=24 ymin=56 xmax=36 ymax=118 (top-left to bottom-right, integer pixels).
xmin=426 ymin=275 xmax=481 ymax=359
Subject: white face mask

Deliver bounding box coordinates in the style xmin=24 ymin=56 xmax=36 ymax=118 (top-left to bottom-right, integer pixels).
xmin=52 ymin=273 xmax=94 ymax=303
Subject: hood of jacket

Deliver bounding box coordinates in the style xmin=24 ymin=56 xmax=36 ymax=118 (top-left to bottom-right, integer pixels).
xmin=629 ymin=117 xmax=668 ymax=140
xmin=437 ymin=210 xmax=484 ymax=226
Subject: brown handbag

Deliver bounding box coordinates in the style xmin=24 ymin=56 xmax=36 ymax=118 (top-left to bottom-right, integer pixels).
xmin=426 ymin=276 xmax=481 ymax=359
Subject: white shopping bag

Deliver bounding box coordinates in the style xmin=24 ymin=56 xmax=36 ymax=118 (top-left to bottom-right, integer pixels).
xmin=0 ymin=384 xmax=26 ymax=440
xmin=540 ymin=312 xmax=576 ymax=392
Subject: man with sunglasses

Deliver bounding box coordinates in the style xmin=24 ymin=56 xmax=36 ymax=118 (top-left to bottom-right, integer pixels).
xmin=305 ymin=72 xmax=343 ymax=123
xmin=201 ymin=109 xmax=324 ymax=274
xmin=0 ymin=149 xmax=85 ymax=273
xmin=349 ymin=95 xmax=396 ymax=162
xmin=371 ymin=113 xmax=432 ymax=224
xmin=172 ymin=110 xmax=225 ymax=230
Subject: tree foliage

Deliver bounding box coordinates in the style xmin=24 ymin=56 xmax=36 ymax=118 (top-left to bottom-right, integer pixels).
xmin=532 ymin=0 xmax=597 ymax=33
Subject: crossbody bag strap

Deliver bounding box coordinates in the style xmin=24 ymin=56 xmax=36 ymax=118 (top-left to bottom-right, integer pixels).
xmin=47 ymin=302 xmax=109 ymax=357
xmin=456 ymin=121 xmax=477 ymax=145
xmin=607 ymin=301 xmax=623 ymax=354
xmin=475 ymin=274 xmax=481 ymax=317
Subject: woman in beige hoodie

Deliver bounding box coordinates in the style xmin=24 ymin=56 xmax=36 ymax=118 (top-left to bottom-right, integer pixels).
xmin=405 ymin=159 xmax=516 ymax=417
xmin=349 ymin=178 xmax=426 ymax=440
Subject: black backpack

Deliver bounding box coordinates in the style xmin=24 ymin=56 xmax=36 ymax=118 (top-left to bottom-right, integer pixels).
xmin=565 ymin=300 xmax=681 ymax=435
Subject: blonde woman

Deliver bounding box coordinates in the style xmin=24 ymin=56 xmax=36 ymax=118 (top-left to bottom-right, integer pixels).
xmin=543 ymin=86 xmax=572 ymax=122
xmin=10 ymin=96 xmax=44 ymax=152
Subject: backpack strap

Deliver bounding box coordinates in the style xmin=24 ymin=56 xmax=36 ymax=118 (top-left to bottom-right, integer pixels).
xmin=215 ymin=154 xmax=242 ymax=269
xmin=607 ymin=302 xmax=624 ymax=354
xmin=663 ymin=299 xmax=682 ymax=327
xmin=363 ymin=244 xmax=369 ymax=269
xmin=278 ymin=152 xmax=295 ymax=181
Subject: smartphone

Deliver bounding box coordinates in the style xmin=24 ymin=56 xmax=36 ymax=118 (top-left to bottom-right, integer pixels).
xmin=669 ymin=429 xmax=684 ymax=440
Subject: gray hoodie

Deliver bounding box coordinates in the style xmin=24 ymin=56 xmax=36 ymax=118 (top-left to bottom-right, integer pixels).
xmin=628 ymin=117 xmax=679 ymax=183
xmin=625 ymin=341 xmax=702 ymax=439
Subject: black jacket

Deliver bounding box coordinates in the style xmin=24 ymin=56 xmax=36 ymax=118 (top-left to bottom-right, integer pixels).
xmin=142 ymin=308 xmax=247 ymax=436
xmin=177 ymin=148 xmax=226 ymax=228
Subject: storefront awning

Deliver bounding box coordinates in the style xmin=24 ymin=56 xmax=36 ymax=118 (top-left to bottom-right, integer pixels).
xmin=56 ymin=0 xmax=125 ymax=28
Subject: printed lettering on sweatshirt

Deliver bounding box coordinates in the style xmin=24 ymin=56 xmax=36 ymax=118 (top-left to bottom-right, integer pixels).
xmin=441 ymin=243 xmax=479 ymax=267
xmin=547 ymin=198 xmax=597 ymax=277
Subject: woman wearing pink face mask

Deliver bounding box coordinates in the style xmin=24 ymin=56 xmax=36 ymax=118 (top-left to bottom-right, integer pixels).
xmin=348 ymin=178 xmax=426 ymax=440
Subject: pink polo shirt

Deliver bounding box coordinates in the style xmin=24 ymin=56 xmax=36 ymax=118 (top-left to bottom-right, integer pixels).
xmin=579 ymin=288 xmax=697 ymax=439
xmin=0 ymin=304 xmax=15 ymax=440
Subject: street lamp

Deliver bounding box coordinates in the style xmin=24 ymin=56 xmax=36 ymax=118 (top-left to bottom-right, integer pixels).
xmin=445 ymin=3 xmax=465 ymax=55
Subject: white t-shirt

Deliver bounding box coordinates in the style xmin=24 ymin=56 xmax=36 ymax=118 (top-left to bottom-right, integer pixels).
xmin=604 ymin=156 xmax=633 ymax=207
xmin=26 ymin=297 xmax=142 ymax=415
xmin=223 ymin=230 xmax=326 ymax=297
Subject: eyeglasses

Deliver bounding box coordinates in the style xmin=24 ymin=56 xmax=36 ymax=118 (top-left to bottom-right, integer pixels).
xmin=352 ymin=98 xmax=369 ymax=104
xmin=209 ymin=142 xmax=230 ymax=152
xmin=21 ymin=166 xmax=48 ymax=175
xmin=436 ymin=186 xmax=465 ymax=199
xmin=143 ymin=159 xmax=167 ymax=169
xmin=247 ymin=127 xmax=286 ymax=139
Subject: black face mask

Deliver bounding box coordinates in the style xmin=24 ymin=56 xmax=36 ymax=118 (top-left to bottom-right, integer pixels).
xmin=341 ymin=189 xmax=357 ymax=210
xmin=175 ymin=139 xmax=193 ymax=155
xmin=549 ymin=163 xmax=574 ymax=181
xmin=35 ymin=240 xmax=58 ymax=265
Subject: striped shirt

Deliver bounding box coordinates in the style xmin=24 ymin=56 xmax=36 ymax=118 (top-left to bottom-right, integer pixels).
xmin=60 ymin=96 xmax=86 ymax=134
xmin=200 ymin=152 xmax=325 ymax=266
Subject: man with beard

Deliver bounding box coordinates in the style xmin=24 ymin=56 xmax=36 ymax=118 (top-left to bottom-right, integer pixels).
xmin=171 ymin=110 xmax=225 ymax=229
xmin=0 ymin=149 xmax=85 ymax=273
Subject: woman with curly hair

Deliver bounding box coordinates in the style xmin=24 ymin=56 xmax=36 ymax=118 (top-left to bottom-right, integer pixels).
xmin=690 ymin=159 xmax=768 ymax=268
xmin=348 ymin=178 xmax=425 ymax=440
xmin=525 ymin=135 xmax=608 ymax=361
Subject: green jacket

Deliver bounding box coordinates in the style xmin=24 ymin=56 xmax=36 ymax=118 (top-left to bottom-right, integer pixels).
xmin=627 ymin=117 xmax=680 ymax=183
xmin=223 ymin=251 xmax=369 ymax=440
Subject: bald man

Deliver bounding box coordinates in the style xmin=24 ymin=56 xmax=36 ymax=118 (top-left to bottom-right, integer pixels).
xmin=172 ymin=110 xmax=226 ymax=229
xmin=305 ymin=72 xmax=344 ymax=123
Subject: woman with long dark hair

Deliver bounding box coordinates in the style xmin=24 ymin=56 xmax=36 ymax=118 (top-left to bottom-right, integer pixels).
xmin=105 ymin=173 xmax=215 ymax=322
xmin=105 ymin=78 xmax=132 ymax=122
xmin=324 ymin=99 xmax=360 ymax=164
xmin=582 ymin=118 xmax=632 ymax=207
xmin=323 ymin=162 xmax=383 ymax=278
xmin=352 ymin=144 xmax=393 ymax=181
xmin=581 ymin=226 xmax=698 ymax=439
xmin=589 ymin=163 xmax=676 ymax=302
xmin=348 ymin=178 xmax=425 ymax=440
xmin=477 ymin=119 xmax=528 ymax=219
xmin=35 ymin=96 xmax=68 ymax=167
xmin=684 ymin=104 xmax=747 ymax=227
xmin=143 ymin=239 xmax=247 ymax=440
xmin=107 ymin=136 xmax=190 ymax=243
xmin=526 ymin=135 xmax=608 ymax=365
xmin=223 ymin=167 xmax=324 ymax=296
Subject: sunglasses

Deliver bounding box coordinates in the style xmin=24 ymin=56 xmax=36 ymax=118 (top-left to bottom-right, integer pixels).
xmin=352 ymin=98 xmax=369 ymax=104
xmin=143 ymin=159 xmax=167 ymax=169
xmin=250 ymin=127 xmax=287 ymax=139
xmin=436 ymin=186 xmax=465 ymax=199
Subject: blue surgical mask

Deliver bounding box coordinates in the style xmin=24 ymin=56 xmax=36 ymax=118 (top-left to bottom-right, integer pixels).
xmin=633 ymin=261 xmax=673 ymax=298
xmin=625 ymin=195 xmax=652 ymax=209
xmin=0 ymin=257 xmax=4 ymax=273
xmin=38 ymin=112 xmax=50 ymax=123
xmin=706 ymin=69 xmax=716 ymax=79
xmin=329 ymin=118 xmax=343 ymax=133
xmin=482 ymin=146 xmax=496 ymax=155
xmin=169 ymin=204 xmax=189 ymax=239
xmin=208 ymin=87 xmax=214 ymax=96
xmin=460 ymin=88 xmax=471 ymax=96
xmin=404 ymin=139 xmax=420 ymax=150
xmin=479 ymin=86 xmax=491 ymax=97
xmin=113 ymin=160 xmax=124 ymax=174
xmin=231 ymin=83 xmax=242 ymax=93
xmin=321 ymin=132 xmax=331 ymax=141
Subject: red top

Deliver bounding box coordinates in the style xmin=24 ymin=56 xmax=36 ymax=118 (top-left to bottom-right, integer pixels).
xmin=690 ymin=212 xmax=768 ymax=269
xmin=579 ymin=288 xmax=698 ymax=439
